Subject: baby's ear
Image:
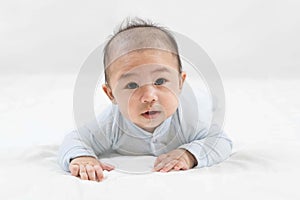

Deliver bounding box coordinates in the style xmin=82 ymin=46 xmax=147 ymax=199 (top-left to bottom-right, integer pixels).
xmin=179 ymin=71 xmax=187 ymax=89
xmin=102 ymin=84 xmax=117 ymax=104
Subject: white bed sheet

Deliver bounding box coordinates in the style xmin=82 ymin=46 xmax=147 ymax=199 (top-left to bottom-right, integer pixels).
xmin=0 ymin=74 xmax=299 ymax=200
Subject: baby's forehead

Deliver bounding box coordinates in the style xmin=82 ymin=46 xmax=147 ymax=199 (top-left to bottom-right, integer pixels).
xmin=120 ymin=63 xmax=176 ymax=76
xmin=104 ymin=27 xmax=179 ymax=68
xmin=107 ymin=49 xmax=180 ymax=76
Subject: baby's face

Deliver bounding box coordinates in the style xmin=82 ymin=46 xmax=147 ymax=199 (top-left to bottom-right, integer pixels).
xmin=103 ymin=49 xmax=186 ymax=132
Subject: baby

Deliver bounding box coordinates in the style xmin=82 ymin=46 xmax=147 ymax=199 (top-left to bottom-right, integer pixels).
xmin=58 ymin=18 xmax=232 ymax=182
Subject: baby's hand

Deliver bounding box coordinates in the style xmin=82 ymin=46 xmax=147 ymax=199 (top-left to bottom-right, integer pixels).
xmin=69 ymin=156 xmax=114 ymax=182
xmin=153 ymin=149 xmax=197 ymax=172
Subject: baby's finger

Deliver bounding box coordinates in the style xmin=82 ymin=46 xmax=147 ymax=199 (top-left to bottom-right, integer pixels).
xmin=154 ymin=158 xmax=172 ymax=172
xmin=101 ymin=162 xmax=115 ymax=171
xmin=153 ymin=162 xmax=163 ymax=171
xmin=85 ymin=164 xmax=96 ymax=181
xmin=94 ymin=165 xmax=104 ymax=181
xmin=79 ymin=164 xmax=88 ymax=180
xmin=69 ymin=164 xmax=80 ymax=177
xmin=160 ymin=160 xmax=179 ymax=172
xmin=154 ymin=155 xmax=176 ymax=171
xmin=174 ymin=160 xmax=188 ymax=171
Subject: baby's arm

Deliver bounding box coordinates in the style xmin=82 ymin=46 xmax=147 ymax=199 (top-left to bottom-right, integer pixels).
xmin=178 ymin=125 xmax=232 ymax=168
xmin=153 ymin=125 xmax=232 ymax=172
xmin=58 ymin=118 xmax=113 ymax=174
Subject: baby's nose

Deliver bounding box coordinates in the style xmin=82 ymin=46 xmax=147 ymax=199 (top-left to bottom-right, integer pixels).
xmin=140 ymin=84 xmax=158 ymax=103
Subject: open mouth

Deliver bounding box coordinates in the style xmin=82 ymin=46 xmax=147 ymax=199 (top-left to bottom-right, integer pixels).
xmin=141 ymin=110 xmax=161 ymax=119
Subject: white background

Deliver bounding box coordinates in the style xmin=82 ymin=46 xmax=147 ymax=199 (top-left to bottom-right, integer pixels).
xmin=1 ymin=0 xmax=299 ymax=77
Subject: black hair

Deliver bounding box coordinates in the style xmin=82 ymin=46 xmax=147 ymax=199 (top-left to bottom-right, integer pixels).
xmin=103 ymin=17 xmax=182 ymax=84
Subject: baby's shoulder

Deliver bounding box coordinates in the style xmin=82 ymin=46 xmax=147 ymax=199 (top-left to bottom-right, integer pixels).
xmin=96 ymin=104 xmax=119 ymax=123
xmin=178 ymin=83 xmax=212 ymax=129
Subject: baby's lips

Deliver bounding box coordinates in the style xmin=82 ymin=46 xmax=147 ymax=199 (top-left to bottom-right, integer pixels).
xmin=141 ymin=110 xmax=162 ymax=119
xmin=142 ymin=110 xmax=161 ymax=115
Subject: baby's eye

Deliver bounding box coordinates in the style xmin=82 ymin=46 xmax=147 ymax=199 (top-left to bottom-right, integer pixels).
xmin=154 ymin=78 xmax=167 ymax=86
xmin=126 ymin=82 xmax=139 ymax=89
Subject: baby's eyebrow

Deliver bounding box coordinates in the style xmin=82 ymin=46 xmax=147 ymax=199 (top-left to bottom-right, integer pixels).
xmin=119 ymin=67 xmax=174 ymax=80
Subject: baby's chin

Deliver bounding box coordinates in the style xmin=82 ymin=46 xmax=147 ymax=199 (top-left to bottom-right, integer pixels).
xmin=129 ymin=117 xmax=162 ymax=132
xmin=136 ymin=122 xmax=162 ymax=133
xmin=134 ymin=114 xmax=171 ymax=133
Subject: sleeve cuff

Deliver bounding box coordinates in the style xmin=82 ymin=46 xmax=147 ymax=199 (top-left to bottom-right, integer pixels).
xmin=178 ymin=143 xmax=207 ymax=168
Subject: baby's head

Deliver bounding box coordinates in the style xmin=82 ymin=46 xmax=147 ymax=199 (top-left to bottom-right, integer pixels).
xmin=102 ymin=18 xmax=186 ymax=132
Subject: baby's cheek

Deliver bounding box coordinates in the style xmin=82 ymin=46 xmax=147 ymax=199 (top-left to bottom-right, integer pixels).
xmin=161 ymin=92 xmax=179 ymax=115
xmin=115 ymin=96 xmax=131 ymax=118
xmin=126 ymin=96 xmax=141 ymax=119
xmin=160 ymin=87 xmax=179 ymax=102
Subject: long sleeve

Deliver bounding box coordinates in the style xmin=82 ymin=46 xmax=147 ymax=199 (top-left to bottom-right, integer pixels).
xmin=179 ymin=124 xmax=232 ymax=168
xmin=58 ymin=109 xmax=114 ymax=172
